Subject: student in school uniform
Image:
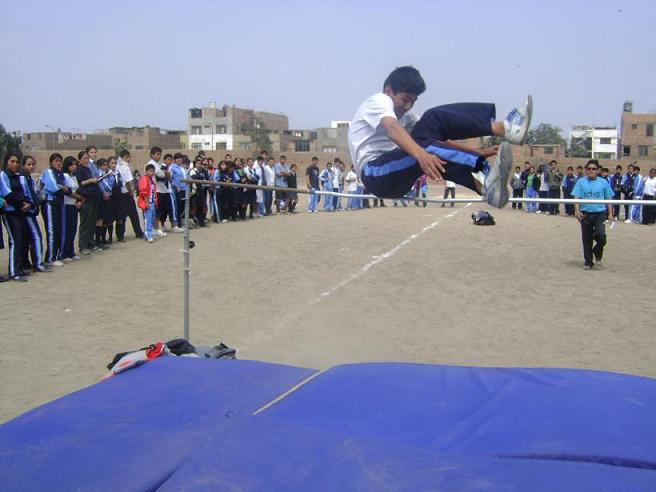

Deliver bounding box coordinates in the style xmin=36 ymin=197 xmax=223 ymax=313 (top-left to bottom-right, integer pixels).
xmin=137 ymin=164 xmax=158 ymax=243
xmin=40 ymin=153 xmax=69 ymax=266
xmin=95 ymin=158 xmax=114 ymax=248
xmin=217 ymin=160 xmax=231 ymax=223
xmin=75 ymin=150 xmax=102 ymax=254
xmin=0 ymin=153 xmax=30 ymax=281
xmin=107 ymin=156 xmax=123 ymax=244
xmin=61 ymin=156 xmax=83 ymax=261
xmin=20 ymin=155 xmax=47 ymax=273
xmin=169 ymin=152 xmax=188 ymax=228
xmin=116 ymin=150 xmax=143 ymax=240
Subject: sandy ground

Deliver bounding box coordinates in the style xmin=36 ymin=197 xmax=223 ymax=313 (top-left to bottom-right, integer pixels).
xmin=1 ymin=193 xmax=655 ymax=423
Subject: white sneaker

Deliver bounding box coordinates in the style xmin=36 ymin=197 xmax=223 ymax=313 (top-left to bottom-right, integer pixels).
xmin=484 ymin=142 xmax=513 ymax=208
xmin=504 ymin=95 xmax=533 ymax=145
xmin=147 ymin=237 xmax=154 ymax=243
xmin=62 ymin=258 xmax=73 ymax=263
xmin=154 ymin=229 xmax=167 ymax=237
xmin=161 ymin=225 xmax=169 ymax=232
xmin=72 ymin=255 xmax=81 ymax=261
xmin=624 ymin=219 xmax=633 ymax=224
xmin=47 ymin=260 xmax=64 ymax=267
xmin=172 ymin=227 xmax=184 ymax=233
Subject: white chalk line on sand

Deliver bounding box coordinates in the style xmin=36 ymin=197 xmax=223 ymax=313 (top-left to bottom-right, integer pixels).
xmin=320 ymin=203 xmax=472 ymax=298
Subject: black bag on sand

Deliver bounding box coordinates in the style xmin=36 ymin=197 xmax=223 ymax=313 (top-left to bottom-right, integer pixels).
xmin=472 ymin=210 xmax=495 ymax=226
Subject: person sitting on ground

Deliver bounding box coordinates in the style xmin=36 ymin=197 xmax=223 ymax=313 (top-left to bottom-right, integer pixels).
xmin=348 ymin=66 xmax=532 ymax=208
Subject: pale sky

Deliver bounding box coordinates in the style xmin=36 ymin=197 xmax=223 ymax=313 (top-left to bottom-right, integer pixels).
xmin=1 ymin=0 xmax=655 ymax=137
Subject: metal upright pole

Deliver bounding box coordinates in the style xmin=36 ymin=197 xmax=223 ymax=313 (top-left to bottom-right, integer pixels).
xmin=183 ymin=183 xmax=191 ymax=341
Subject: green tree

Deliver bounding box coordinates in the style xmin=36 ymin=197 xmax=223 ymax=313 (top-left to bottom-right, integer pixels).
xmin=113 ymin=138 xmax=128 ymax=155
xmin=243 ymin=114 xmax=272 ymax=156
xmin=526 ymin=123 xmax=566 ymax=146
xmin=0 ymin=124 xmax=21 ymax=164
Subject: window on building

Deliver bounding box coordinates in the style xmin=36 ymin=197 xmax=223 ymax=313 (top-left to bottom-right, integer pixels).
xmin=215 ymin=142 xmax=226 ymax=150
xmin=310 ymin=131 xmax=318 ymax=140
xmin=295 ymin=140 xmax=310 ymax=152
xmin=543 ymin=146 xmax=553 ymax=154
xmin=294 ymin=131 xmax=303 ymax=137
xmin=596 ymin=152 xmax=612 ymax=159
xmin=647 ymin=124 xmax=654 ymax=137
xmin=239 ymin=143 xmax=252 ymax=151
xmin=337 ymin=122 xmax=350 ymax=128
xmin=216 ymin=125 xmax=226 ymax=134
xmin=599 ymin=137 xmax=611 ymax=145
xmin=191 ymin=143 xmax=203 ymax=150
xmin=631 ymin=124 xmax=637 ymax=130
xmin=135 ymin=145 xmax=144 ymax=150
xmin=191 ymin=126 xmax=202 ymax=135
xmin=322 ymin=146 xmax=337 ymax=153
xmin=190 ymin=108 xmax=202 ymax=118
xmin=623 ymin=146 xmax=631 ymax=156
xmin=639 ymin=145 xmax=649 ymax=157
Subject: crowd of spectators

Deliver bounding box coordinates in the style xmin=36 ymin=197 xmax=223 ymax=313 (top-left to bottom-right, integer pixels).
xmin=3 ymin=147 xmax=653 ymax=283
xmin=509 ymin=160 xmax=656 ymax=224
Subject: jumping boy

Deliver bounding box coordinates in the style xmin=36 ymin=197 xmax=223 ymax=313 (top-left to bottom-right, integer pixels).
xmin=348 ymin=66 xmax=532 ymax=207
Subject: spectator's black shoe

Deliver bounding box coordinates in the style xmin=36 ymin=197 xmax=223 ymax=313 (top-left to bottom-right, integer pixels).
xmin=135 ymin=233 xmax=144 ymax=239
xmin=11 ymin=276 xmax=28 ymax=282
xmin=0 ymin=275 xmax=7 ymax=283
xmin=17 ymin=270 xmax=31 ymax=277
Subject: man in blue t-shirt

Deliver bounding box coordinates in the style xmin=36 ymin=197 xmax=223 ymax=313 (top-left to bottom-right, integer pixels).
xmin=571 ymin=159 xmax=614 ymax=270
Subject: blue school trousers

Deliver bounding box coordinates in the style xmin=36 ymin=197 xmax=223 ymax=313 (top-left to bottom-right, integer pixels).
xmin=361 ymin=103 xmax=495 ymax=199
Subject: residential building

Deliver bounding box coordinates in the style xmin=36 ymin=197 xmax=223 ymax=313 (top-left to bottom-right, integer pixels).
xmin=21 ymin=131 xmax=113 ymax=152
xmin=187 ymin=103 xmax=288 ymax=151
xmin=569 ymin=126 xmax=618 ymax=159
xmin=106 ymin=126 xmax=184 ymax=151
xmin=619 ymin=101 xmax=656 ymax=160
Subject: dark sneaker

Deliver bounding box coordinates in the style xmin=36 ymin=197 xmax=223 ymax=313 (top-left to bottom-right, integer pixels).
xmin=484 ymin=142 xmax=513 ymax=208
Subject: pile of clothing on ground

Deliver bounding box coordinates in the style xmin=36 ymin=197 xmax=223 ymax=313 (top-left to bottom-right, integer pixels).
xmin=104 ymin=339 xmax=236 ymax=380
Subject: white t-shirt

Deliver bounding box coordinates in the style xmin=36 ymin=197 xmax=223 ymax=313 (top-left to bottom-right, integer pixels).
xmin=348 ymin=92 xmax=418 ymax=175
xmin=345 ymin=171 xmax=358 ymax=192
xmin=151 ymin=159 xmax=171 ymax=194
xmin=63 ymin=173 xmax=79 ymax=206
xmin=644 ymin=176 xmax=656 ymax=196
xmin=332 ymin=167 xmax=342 ymax=188
xmin=116 ymin=159 xmax=133 ymax=194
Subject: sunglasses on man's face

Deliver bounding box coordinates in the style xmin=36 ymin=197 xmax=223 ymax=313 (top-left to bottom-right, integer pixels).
xmin=586 ymin=167 xmax=598 ymax=171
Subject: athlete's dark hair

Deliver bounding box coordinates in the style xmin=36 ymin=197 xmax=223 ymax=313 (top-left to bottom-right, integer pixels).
xmin=383 ymin=66 xmax=426 ymax=95
xmin=96 ymin=158 xmax=108 ymax=167
xmin=77 ymin=150 xmax=88 ymax=160
xmin=119 ymin=149 xmax=131 ymax=158
xmin=150 ymin=146 xmax=162 ymax=156
xmin=49 ymin=153 xmax=63 ymax=164
xmin=173 ymin=152 xmax=183 ymax=160
xmin=145 ymin=164 xmax=156 ymax=171
xmin=163 ymin=153 xmax=173 ymax=160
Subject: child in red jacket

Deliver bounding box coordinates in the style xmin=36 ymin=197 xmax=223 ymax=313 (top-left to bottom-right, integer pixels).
xmin=137 ymin=164 xmax=158 ymax=243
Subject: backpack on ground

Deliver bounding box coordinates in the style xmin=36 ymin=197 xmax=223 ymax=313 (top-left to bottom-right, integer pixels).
xmin=471 ymin=210 xmax=495 ymax=226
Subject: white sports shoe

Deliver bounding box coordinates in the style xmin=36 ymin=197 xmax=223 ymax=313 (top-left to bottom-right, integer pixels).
xmin=147 ymin=237 xmax=154 ymax=243
xmin=484 ymin=142 xmax=513 ymax=208
xmin=154 ymin=229 xmax=167 ymax=237
xmin=172 ymin=226 xmax=184 ymax=233
xmin=503 ymin=95 xmax=533 ymax=145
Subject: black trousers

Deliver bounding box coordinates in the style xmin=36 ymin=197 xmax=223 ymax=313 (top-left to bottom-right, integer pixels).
xmin=2 ymin=212 xmax=25 ymax=277
xmin=62 ymin=204 xmax=78 ymax=258
xmin=79 ymin=201 xmax=97 ymax=251
xmin=642 ymin=194 xmax=656 ymax=224
xmin=563 ymin=190 xmax=574 ymax=216
xmin=442 ymin=187 xmax=455 ymax=207
xmin=157 ymin=192 xmax=176 ymax=227
xmin=43 ymin=200 xmax=63 ymax=262
xmin=623 ymin=192 xmax=633 ymax=220
xmin=580 ymin=212 xmax=607 ymax=266
xmin=538 ymin=191 xmax=549 ymax=212
xmin=548 ymin=188 xmax=560 ymax=215
xmin=264 ymin=190 xmax=273 ymax=214
xmin=612 ymin=192 xmax=621 ymax=219
xmin=124 ymin=193 xmax=144 ymax=237
xmin=512 ymin=188 xmax=523 ymax=209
